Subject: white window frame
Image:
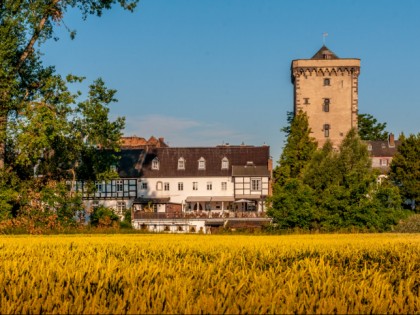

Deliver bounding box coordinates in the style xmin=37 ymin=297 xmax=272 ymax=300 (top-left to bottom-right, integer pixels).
xmin=198 ymin=157 xmax=206 ymax=170
xmin=221 ymin=157 xmax=229 ymax=170
xmin=116 ymin=201 xmax=126 ymax=215
xmin=116 ymin=180 xmax=123 ymax=192
xmin=221 ymin=182 xmax=227 ymax=191
xmin=251 ymin=178 xmax=261 ymax=191
xmin=207 ymin=182 xmax=212 ymax=191
xmin=178 ymin=182 xmax=184 ymax=191
xmin=141 ymin=181 xmax=148 ymax=190
xmin=164 ymin=182 xmax=170 ymax=191
xmin=152 ymin=158 xmax=159 ymax=170
xmin=178 ymin=157 xmax=185 ymax=170
xmin=156 ymin=181 xmax=163 ymax=191
xmin=193 ymin=182 xmax=198 ymax=191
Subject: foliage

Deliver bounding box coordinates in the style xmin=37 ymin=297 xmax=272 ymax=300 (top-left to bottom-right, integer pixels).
xmin=0 ymin=234 xmax=419 ymax=314
xmin=0 ymin=0 xmax=137 ymax=226
xmin=120 ymin=208 xmax=133 ymax=228
xmin=269 ymin=127 xmax=407 ymax=231
xmin=90 ymin=205 xmax=119 ymax=227
xmin=394 ymin=213 xmax=420 ymax=233
xmin=358 ymin=113 xmax=389 ymax=140
xmin=267 ymin=179 xmax=317 ymax=230
xmin=274 ymin=111 xmax=317 ymax=185
xmin=389 ymin=133 xmax=420 ymax=211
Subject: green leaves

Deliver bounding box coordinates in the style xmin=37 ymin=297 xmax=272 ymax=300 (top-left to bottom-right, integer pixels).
xmin=269 ymin=123 xmax=407 ymax=231
xmin=358 ymin=113 xmax=389 ymax=141
xmin=389 ymin=133 xmax=420 ymax=210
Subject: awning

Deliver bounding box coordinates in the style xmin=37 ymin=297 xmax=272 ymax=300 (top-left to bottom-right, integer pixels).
xmin=185 ymin=196 xmax=212 ymax=202
xmin=210 ymin=196 xmax=235 ymax=202
xmin=235 ymin=194 xmax=264 ymax=200
xmin=133 ymin=197 xmax=170 ymax=204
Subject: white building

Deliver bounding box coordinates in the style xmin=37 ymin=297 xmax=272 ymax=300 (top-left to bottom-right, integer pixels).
xmin=80 ymin=144 xmax=272 ymax=232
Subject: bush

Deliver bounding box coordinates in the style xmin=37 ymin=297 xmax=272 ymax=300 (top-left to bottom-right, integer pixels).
xmin=393 ymin=213 xmax=420 ymax=233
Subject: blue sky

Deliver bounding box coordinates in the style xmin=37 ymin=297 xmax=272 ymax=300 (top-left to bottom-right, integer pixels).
xmin=42 ymin=0 xmax=420 ymax=162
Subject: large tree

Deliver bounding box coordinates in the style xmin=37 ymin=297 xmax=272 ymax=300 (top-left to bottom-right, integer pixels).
xmin=358 ymin=113 xmax=389 ymax=141
xmin=273 ymin=111 xmax=317 ymax=186
xmin=0 ymin=0 xmax=138 ymax=169
xmin=389 ymin=133 xmax=420 ymax=211
xmin=0 ymin=0 xmax=137 ymax=225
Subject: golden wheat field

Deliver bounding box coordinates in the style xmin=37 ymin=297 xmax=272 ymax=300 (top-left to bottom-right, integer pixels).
xmin=0 ymin=233 xmax=419 ymax=314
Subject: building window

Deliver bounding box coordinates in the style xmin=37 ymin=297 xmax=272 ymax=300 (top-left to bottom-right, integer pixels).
xmin=251 ymin=178 xmax=261 ymax=191
xmin=304 ymin=98 xmax=310 ymax=105
xmin=141 ymin=182 xmax=148 ymax=190
xmin=156 ymin=181 xmax=162 ymax=191
xmin=367 ymin=144 xmax=372 ymax=151
xmin=193 ymin=182 xmax=198 ymax=191
xmin=324 ymin=78 xmax=331 ymax=86
xmin=152 ymin=158 xmax=159 ymax=170
xmin=110 ymin=165 xmax=117 ymax=172
xmin=116 ymin=180 xmax=123 ymax=192
xmin=178 ymin=157 xmax=185 ymax=170
xmin=95 ymin=182 xmax=103 ymax=192
xmin=221 ymin=182 xmax=227 ymax=191
xmin=178 ymin=182 xmax=184 ymax=191
xmin=324 ymin=124 xmax=330 ymax=137
xmin=198 ymin=157 xmax=206 ymax=170
xmin=323 ymin=98 xmax=330 ymax=112
xmin=221 ymin=157 xmax=229 ymax=170
xmin=207 ymin=182 xmax=212 ymax=191
xmin=164 ymin=182 xmax=170 ymax=191
xmin=380 ymin=159 xmax=389 ymax=166
xmin=116 ymin=201 xmax=126 ymax=215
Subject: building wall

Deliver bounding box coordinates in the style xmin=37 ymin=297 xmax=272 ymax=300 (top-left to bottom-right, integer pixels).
xmin=138 ymin=176 xmax=234 ymax=204
xmin=292 ymin=59 xmax=360 ymax=148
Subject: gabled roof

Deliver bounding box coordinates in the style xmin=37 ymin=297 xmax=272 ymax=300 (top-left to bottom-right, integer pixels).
xmin=232 ymin=165 xmax=270 ymax=177
xmin=366 ymin=140 xmax=401 ymax=157
xmin=141 ymin=146 xmax=270 ymax=178
xmin=311 ymin=45 xmax=339 ymax=60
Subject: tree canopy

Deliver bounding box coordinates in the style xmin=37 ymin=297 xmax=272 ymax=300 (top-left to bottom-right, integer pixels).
xmin=389 ymin=133 xmax=420 ymax=211
xmin=358 ymin=113 xmax=389 ymax=141
xmin=268 ymin=114 xmax=407 ymax=231
xmin=0 ymin=0 xmax=138 ymax=229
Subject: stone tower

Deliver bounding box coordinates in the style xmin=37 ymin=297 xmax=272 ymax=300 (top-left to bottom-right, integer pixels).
xmin=291 ymin=46 xmax=360 ymax=148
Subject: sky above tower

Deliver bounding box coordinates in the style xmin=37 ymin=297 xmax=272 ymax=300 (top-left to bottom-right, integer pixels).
xmin=42 ymin=0 xmax=420 ymax=162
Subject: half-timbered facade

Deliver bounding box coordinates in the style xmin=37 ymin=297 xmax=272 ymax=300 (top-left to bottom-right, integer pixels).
xmin=79 ymin=143 xmax=272 ymax=231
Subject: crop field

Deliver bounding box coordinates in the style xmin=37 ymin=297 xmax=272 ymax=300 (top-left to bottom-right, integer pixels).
xmin=0 ymin=234 xmax=419 ymax=314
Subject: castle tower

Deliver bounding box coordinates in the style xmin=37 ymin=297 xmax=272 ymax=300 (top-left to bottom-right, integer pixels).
xmin=291 ymin=46 xmax=360 ymax=148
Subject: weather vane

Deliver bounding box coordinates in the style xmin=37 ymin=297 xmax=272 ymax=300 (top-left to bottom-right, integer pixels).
xmin=323 ymin=32 xmax=328 ymax=45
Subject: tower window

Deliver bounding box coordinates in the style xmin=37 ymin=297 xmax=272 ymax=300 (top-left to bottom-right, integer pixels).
xmin=323 ymin=98 xmax=330 ymax=112
xmin=324 ymin=124 xmax=330 ymax=137
xmin=324 ymin=78 xmax=330 ymax=86
xmin=303 ymin=98 xmax=310 ymax=105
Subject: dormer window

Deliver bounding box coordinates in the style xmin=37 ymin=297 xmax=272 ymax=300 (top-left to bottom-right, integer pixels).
xmin=178 ymin=157 xmax=185 ymax=170
xmin=221 ymin=157 xmax=229 ymax=170
xmin=198 ymin=157 xmax=206 ymax=170
xmin=152 ymin=158 xmax=159 ymax=170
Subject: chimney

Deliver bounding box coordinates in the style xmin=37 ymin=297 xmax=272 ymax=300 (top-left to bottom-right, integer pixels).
xmin=388 ymin=133 xmax=395 ymax=148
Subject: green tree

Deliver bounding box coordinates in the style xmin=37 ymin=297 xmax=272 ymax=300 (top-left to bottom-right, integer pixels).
xmin=389 ymin=133 xmax=420 ymax=211
xmin=0 ymin=0 xmax=137 ymax=225
xmin=358 ymin=113 xmax=389 ymax=140
xmin=306 ymin=129 xmax=405 ymax=231
xmin=274 ymin=111 xmax=317 ymax=185
xmin=0 ymin=0 xmax=138 ymax=169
